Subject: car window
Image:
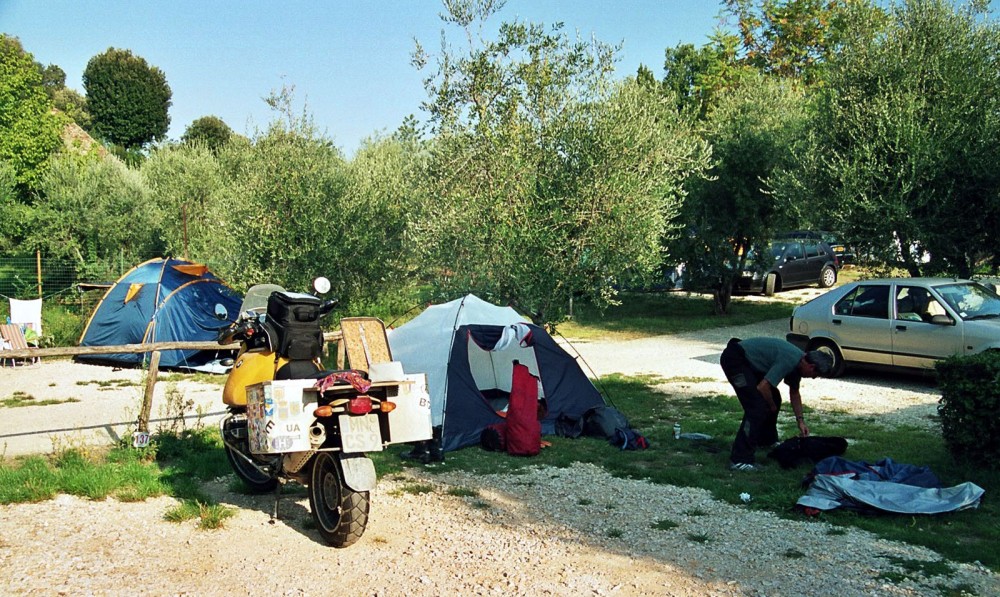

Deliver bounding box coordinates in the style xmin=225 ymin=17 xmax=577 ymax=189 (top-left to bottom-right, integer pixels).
xmin=805 ymin=242 xmax=821 ymax=258
xmin=786 ymin=242 xmax=804 ymax=260
xmin=835 ymin=284 xmax=889 ymax=318
xmin=895 ymin=286 xmax=946 ymax=322
xmin=935 ymin=283 xmax=1000 ymax=321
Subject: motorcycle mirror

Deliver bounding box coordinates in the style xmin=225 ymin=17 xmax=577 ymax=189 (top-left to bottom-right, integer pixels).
xmin=214 ymin=303 xmax=229 ymax=320
xmin=313 ymin=276 xmax=332 ymax=294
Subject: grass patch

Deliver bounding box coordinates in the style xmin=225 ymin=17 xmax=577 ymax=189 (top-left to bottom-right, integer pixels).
xmin=399 ymin=482 xmax=435 ymax=495
xmin=164 ymin=500 xmax=237 ymax=530
xmin=651 ymin=518 xmax=679 ymax=531
xmin=605 ymin=528 xmax=624 ymax=538
xmin=74 ymin=379 xmax=138 ymax=388
xmin=158 ymin=372 xmax=227 ymax=386
xmin=1 ymin=391 xmax=80 ymax=407
xmin=446 ymin=487 xmax=478 ymax=498
xmin=557 ymin=292 xmax=797 ymax=340
xmin=0 ymin=444 xmax=165 ymax=504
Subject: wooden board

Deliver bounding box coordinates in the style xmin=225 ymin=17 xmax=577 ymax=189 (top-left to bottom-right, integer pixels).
xmin=339 ymin=317 xmax=392 ymax=373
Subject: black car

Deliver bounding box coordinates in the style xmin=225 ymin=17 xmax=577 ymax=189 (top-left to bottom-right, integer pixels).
xmin=780 ymin=230 xmax=855 ymax=266
xmin=733 ymin=237 xmax=839 ymax=295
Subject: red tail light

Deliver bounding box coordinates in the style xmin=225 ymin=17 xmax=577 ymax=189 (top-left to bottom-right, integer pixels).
xmin=348 ymin=396 xmax=373 ymax=415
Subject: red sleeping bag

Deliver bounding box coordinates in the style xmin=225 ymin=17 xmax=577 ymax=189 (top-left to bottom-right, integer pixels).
xmin=505 ymin=362 xmax=542 ymax=456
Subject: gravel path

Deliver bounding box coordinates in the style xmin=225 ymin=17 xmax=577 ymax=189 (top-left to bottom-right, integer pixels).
xmin=1 ymin=307 xmax=997 ymax=596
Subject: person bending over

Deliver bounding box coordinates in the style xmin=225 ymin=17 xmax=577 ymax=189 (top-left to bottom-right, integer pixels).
xmin=719 ymin=337 xmax=833 ymax=472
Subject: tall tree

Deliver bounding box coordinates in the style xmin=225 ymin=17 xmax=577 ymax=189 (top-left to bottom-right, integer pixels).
xmin=0 ymin=35 xmax=64 ymax=195
xmin=723 ymin=0 xmax=871 ymax=84
xmin=83 ymin=48 xmax=171 ymax=148
xmin=774 ymin=0 xmax=1000 ymax=277
xmin=675 ymin=74 xmax=808 ymax=314
xmin=411 ymin=0 xmax=708 ymax=325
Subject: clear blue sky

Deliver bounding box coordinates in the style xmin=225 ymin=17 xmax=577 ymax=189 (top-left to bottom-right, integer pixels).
xmin=1 ymin=0 xmax=725 ymax=156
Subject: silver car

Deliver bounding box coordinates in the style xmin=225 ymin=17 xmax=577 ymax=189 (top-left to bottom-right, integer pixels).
xmin=786 ymin=278 xmax=1000 ymax=377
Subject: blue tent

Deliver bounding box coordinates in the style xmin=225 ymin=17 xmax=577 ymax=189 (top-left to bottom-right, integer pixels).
xmin=76 ymin=257 xmax=242 ymax=370
xmin=387 ymin=295 xmax=606 ymax=452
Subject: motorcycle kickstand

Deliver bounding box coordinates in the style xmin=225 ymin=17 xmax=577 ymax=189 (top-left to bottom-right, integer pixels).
xmin=270 ymin=479 xmax=285 ymax=524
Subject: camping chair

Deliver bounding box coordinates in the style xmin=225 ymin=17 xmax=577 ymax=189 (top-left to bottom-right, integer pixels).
xmin=0 ymin=323 xmax=38 ymax=367
xmin=339 ymin=317 xmax=403 ymax=381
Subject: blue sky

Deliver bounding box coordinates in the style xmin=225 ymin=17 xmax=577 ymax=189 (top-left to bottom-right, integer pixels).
xmin=1 ymin=1 xmax=724 ymax=155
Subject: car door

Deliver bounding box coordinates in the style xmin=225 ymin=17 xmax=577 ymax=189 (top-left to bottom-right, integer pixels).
xmin=891 ymin=284 xmax=964 ymax=370
xmin=830 ymin=283 xmax=893 ymax=366
xmin=776 ymin=241 xmax=809 ymax=286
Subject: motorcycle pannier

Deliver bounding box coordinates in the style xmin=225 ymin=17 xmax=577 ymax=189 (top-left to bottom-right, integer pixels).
xmin=265 ymin=291 xmax=324 ymax=361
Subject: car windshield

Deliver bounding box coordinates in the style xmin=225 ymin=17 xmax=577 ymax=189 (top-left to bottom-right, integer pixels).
xmin=934 ymin=283 xmax=1000 ymax=321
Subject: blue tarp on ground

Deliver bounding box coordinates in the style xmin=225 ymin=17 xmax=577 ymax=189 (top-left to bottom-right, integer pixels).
xmin=797 ymin=457 xmax=985 ymax=514
xmin=76 ymin=258 xmax=242 ymax=370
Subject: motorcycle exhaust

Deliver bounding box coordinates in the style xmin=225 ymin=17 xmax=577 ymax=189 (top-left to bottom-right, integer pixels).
xmin=309 ymin=422 xmax=327 ymax=447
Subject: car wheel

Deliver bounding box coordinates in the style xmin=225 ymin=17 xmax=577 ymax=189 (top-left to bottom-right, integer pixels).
xmin=819 ymin=265 xmax=837 ymax=288
xmin=764 ymin=273 xmax=778 ymax=296
xmin=808 ymin=339 xmax=846 ymax=378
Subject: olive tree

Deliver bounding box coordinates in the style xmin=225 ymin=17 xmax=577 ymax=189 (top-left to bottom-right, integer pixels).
xmin=30 ymin=152 xmax=164 ymax=278
xmin=774 ymin=0 xmax=1000 ymax=276
xmin=411 ymin=0 xmax=709 ymax=325
xmin=141 ymin=143 xmax=226 ymax=261
xmin=675 ymin=74 xmax=808 ymax=314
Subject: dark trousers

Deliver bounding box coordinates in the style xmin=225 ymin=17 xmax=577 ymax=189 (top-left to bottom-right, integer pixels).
xmin=720 ymin=339 xmax=783 ymax=464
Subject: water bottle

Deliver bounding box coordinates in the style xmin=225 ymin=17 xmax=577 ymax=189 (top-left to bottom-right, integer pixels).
xmin=673 ymin=422 xmax=681 ymax=439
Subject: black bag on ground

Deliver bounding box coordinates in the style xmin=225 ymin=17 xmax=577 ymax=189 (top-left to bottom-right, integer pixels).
xmin=767 ymin=436 xmax=848 ymax=469
xmin=582 ymin=405 xmax=650 ymax=450
xmin=582 ymin=406 xmax=630 ymax=439
xmin=264 ymin=291 xmax=325 ymax=361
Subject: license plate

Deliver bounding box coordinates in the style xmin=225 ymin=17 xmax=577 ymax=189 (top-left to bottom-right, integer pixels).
xmin=339 ymin=414 xmax=383 ymax=453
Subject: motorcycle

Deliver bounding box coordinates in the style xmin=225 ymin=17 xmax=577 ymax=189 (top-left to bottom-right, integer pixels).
xmin=215 ymin=277 xmax=431 ymax=548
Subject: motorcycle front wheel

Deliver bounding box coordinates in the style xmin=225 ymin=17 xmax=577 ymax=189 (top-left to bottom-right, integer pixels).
xmin=222 ymin=415 xmax=279 ymax=493
xmin=308 ymin=451 xmax=370 ymax=548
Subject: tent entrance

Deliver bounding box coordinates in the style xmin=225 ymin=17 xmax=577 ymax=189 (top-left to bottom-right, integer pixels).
xmin=466 ymin=324 xmax=542 ymax=415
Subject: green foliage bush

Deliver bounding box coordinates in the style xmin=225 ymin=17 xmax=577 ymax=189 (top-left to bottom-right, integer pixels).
xmin=936 ymin=352 xmax=1000 ymax=467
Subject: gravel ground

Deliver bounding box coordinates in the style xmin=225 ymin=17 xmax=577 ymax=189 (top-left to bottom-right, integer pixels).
xmin=1 ymin=298 xmax=997 ymax=596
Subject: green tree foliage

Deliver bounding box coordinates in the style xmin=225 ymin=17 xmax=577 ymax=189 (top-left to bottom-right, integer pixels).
xmin=723 ymin=0 xmax=869 ymax=84
xmin=774 ymin=0 xmax=1000 ymax=276
xmin=141 ymin=143 xmax=226 ymax=261
xmin=0 ymin=35 xmax=64 ymax=195
xmin=661 ymin=32 xmax=751 ymax=117
xmin=83 ymin=48 xmax=171 ymax=148
xmin=182 ymin=116 xmax=234 ymax=152
xmin=676 ymin=74 xmax=807 ymax=314
xmin=29 ymin=152 xmax=164 ymax=272
xmin=411 ymin=0 xmax=708 ymax=325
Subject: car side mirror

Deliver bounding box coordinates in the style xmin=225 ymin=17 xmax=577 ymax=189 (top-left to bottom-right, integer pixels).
xmin=930 ymin=314 xmax=955 ymax=326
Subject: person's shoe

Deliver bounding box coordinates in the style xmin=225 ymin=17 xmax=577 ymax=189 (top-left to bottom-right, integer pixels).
xmin=729 ymin=462 xmax=762 ymax=472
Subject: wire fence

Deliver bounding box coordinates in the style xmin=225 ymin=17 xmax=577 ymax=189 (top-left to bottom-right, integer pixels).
xmin=0 ymin=252 xmax=163 ymax=344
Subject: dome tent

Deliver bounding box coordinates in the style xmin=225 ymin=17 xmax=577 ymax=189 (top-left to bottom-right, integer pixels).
xmin=76 ymin=257 xmax=242 ymax=370
xmin=387 ymin=294 xmax=606 ymax=452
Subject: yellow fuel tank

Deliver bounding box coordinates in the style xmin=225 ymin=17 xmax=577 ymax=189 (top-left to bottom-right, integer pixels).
xmin=222 ymin=351 xmax=280 ymax=406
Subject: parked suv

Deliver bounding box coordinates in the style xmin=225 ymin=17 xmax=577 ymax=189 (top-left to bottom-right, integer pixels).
xmin=733 ymin=236 xmax=839 ymax=296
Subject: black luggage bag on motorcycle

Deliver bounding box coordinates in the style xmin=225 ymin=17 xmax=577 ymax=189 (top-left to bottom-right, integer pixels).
xmin=264 ymin=292 xmax=325 ymax=378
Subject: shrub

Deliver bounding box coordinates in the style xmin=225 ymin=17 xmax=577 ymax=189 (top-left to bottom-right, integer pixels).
xmin=936 ymin=352 xmax=1000 ymax=467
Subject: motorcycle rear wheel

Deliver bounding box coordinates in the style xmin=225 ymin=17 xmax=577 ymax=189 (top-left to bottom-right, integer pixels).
xmin=222 ymin=416 xmax=279 ymax=493
xmin=308 ymin=452 xmax=370 ymax=548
